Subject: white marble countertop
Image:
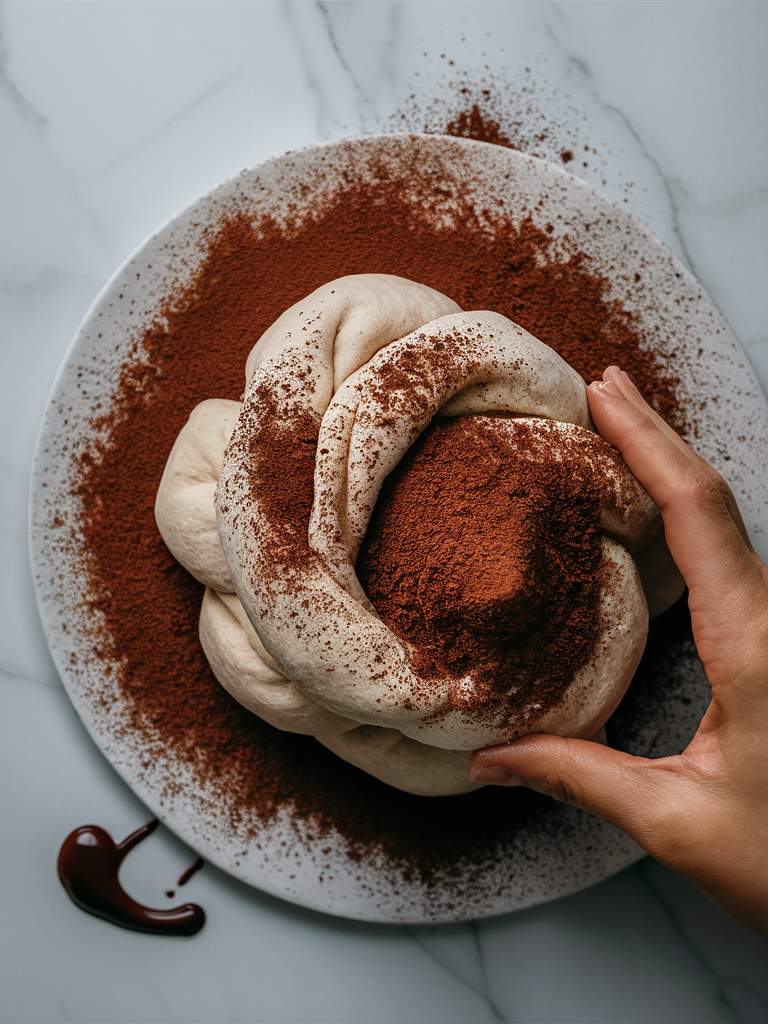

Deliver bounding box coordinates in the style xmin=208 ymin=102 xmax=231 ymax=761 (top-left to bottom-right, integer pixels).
xmin=2 ymin=2 xmax=767 ymax=1021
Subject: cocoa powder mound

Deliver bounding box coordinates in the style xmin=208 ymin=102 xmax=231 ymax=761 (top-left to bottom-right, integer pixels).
xmin=357 ymin=416 xmax=605 ymax=727
xmin=73 ymin=167 xmax=686 ymax=885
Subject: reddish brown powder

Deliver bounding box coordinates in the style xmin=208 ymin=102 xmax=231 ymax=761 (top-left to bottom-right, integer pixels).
xmin=242 ymin=380 xmax=320 ymax=577
xmin=72 ymin=151 xmax=685 ymax=883
xmin=357 ymin=417 xmax=606 ymax=726
xmin=444 ymin=103 xmax=518 ymax=150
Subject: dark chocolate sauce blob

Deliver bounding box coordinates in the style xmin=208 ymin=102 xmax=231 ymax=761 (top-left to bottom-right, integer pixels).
xmin=57 ymin=820 xmax=205 ymax=936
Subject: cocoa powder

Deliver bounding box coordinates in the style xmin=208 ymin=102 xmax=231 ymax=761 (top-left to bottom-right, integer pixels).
xmin=444 ymin=103 xmax=518 ymax=150
xmin=357 ymin=415 xmax=606 ymax=727
xmin=71 ymin=141 xmax=687 ymax=884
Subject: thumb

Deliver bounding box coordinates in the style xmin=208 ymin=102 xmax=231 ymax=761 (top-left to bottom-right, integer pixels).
xmin=468 ymin=734 xmax=685 ymax=848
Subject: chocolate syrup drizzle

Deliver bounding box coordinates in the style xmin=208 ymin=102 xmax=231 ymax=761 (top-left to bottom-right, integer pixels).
xmin=57 ymin=820 xmax=205 ymax=936
xmin=166 ymin=856 xmax=204 ymax=898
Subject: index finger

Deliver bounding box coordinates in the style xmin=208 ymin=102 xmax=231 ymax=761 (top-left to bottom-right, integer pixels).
xmin=598 ymin=366 xmax=752 ymax=549
xmin=586 ymin=379 xmax=756 ymax=605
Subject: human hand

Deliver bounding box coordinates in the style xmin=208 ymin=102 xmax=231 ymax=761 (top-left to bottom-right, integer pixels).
xmin=468 ymin=365 xmax=768 ymax=938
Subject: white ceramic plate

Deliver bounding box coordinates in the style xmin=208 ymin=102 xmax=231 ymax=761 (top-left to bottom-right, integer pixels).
xmin=31 ymin=135 xmax=768 ymax=923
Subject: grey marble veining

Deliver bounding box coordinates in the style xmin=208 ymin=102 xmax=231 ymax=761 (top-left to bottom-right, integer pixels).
xmin=640 ymin=860 xmax=768 ymax=1023
xmin=407 ymin=921 xmax=504 ymax=1021
xmin=2 ymin=2 xmax=767 ymax=1021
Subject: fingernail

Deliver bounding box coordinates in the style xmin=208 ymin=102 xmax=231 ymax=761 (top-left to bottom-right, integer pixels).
xmin=597 ymin=380 xmax=623 ymax=398
xmin=469 ymin=766 xmax=523 ymax=786
xmin=620 ymin=369 xmax=639 ymax=392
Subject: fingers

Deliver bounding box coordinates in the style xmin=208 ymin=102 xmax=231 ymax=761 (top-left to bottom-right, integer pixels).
xmin=600 ymin=366 xmax=692 ymax=455
xmin=588 ymin=366 xmax=768 ymax=702
xmin=468 ymin=735 xmax=689 ymax=853
xmin=593 ymin=367 xmax=752 ymax=549
xmin=586 ymin=376 xmax=756 ymax=598
xmin=468 ymin=736 xmax=768 ymax=937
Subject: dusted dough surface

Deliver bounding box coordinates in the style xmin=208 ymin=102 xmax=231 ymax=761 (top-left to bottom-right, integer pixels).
xmin=156 ymin=274 xmax=681 ymax=796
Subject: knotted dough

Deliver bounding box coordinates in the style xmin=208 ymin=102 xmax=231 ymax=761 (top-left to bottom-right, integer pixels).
xmin=155 ymin=274 xmax=682 ymax=796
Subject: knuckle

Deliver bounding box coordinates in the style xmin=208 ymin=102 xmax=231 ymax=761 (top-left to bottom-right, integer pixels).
xmin=683 ymin=469 xmax=728 ymax=512
xmin=539 ymin=737 xmax=587 ymax=805
xmin=542 ymin=771 xmax=567 ymax=802
xmin=542 ymin=769 xmax=583 ymax=807
xmin=705 ymin=465 xmax=735 ymax=504
xmin=613 ymin=419 xmax=651 ymax=459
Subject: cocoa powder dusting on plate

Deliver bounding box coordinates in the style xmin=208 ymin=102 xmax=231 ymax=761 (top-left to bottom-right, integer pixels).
xmin=72 ymin=161 xmax=689 ymax=887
